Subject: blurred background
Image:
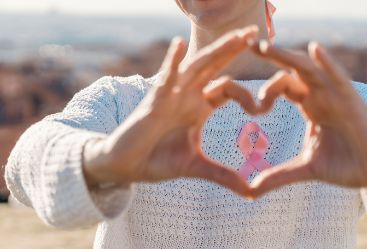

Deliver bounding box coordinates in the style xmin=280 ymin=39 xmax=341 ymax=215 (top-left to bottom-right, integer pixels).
xmin=0 ymin=0 xmax=367 ymax=248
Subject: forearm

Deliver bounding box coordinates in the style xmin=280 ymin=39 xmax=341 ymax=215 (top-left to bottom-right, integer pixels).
xmin=82 ymin=106 xmax=169 ymax=189
xmin=5 ymin=76 xmax=142 ymax=229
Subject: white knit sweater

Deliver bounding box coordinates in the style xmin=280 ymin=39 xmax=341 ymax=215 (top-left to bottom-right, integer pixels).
xmin=5 ymin=74 xmax=367 ymax=249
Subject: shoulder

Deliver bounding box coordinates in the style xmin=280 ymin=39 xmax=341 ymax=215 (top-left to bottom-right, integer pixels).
xmin=112 ymin=74 xmax=150 ymax=95
xmin=89 ymin=74 xmax=149 ymax=95
xmin=95 ymin=74 xmax=158 ymax=124
xmin=58 ymin=74 xmax=154 ymax=120
xmin=71 ymin=74 xmax=155 ymax=103
xmin=100 ymin=73 xmax=158 ymax=96
xmin=351 ymin=81 xmax=367 ymax=102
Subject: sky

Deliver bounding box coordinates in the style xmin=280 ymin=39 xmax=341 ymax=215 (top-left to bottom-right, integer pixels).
xmin=0 ymin=0 xmax=366 ymax=19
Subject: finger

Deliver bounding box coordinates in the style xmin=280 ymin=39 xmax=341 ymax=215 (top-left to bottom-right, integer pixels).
xmin=185 ymin=155 xmax=252 ymax=198
xmin=250 ymin=156 xmax=314 ymax=198
xmin=181 ymin=26 xmax=259 ymax=89
xmin=251 ymin=40 xmax=324 ymax=88
xmin=159 ymin=37 xmax=187 ymax=88
xmin=257 ymin=71 xmax=309 ymax=114
xmin=257 ymin=71 xmax=288 ymax=114
xmin=309 ymin=42 xmax=351 ymax=86
xmin=303 ymin=121 xmax=319 ymax=145
xmin=203 ymin=76 xmax=258 ymax=116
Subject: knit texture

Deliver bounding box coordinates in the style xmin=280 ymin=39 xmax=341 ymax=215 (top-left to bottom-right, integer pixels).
xmin=5 ymin=74 xmax=367 ymax=248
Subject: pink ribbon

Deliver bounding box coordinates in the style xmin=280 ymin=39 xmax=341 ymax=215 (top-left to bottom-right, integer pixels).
xmin=265 ymin=0 xmax=276 ymax=42
xmin=237 ymin=122 xmax=272 ymax=179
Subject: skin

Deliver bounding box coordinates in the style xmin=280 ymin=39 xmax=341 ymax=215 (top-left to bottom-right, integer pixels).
xmin=83 ymin=0 xmax=367 ymax=199
xmin=84 ymin=27 xmax=261 ymax=198
xmin=176 ymin=0 xmax=276 ymax=80
xmin=83 ymin=0 xmax=273 ymax=198
xmin=248 ymin=40 xmax=367 ymax=198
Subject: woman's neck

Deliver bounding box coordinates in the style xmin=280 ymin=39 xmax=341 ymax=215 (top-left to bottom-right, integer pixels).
xmin=183 ymin=0 xmax=276 ymax=80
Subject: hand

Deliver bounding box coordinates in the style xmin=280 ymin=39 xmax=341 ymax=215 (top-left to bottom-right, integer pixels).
xmin=248 ymin=40 xmax=367 ymax=198
xmin=83 ymin=26 xmax=260 ymax=198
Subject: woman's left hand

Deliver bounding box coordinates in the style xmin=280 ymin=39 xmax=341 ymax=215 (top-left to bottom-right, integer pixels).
xmin=247 ymin=41 xmax=367 ymax=198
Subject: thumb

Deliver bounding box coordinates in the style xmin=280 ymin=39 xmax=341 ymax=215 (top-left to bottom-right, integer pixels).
xmin=185 ymin=154 xmax=253 ymax=198
xmin=250 ymin=155 xmax=315 ymax=198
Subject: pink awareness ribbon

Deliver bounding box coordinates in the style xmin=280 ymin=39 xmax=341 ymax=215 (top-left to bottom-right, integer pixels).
xmin=237 ymin=122 xmax=272 ymax=179
xmin=265 ymin=0 xmax=276 ymax=42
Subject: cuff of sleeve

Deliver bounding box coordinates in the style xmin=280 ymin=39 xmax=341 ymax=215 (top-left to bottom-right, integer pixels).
xmin=361 ymin=188 xmax=367 ymax=213
xmin=39 ymin=131 xmax=135 ymax=229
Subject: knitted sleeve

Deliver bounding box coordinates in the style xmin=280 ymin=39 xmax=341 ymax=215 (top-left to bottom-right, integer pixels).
xmin=352 ymin=82 xmax=367 ymax=212
xmin=5 ymin=76 xmax=143 ymax=229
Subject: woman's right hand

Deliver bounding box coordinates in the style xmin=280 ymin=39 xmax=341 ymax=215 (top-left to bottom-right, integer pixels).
xmin=83 ymin=26 xmax=259 ymax=198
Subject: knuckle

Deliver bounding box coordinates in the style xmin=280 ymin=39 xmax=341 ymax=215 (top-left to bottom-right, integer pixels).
xmin=220 ymin=78 xmax=232 ymax=86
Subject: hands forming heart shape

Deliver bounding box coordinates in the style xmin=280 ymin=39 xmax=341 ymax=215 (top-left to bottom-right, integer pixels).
xmin=83 ymin=25 xmax=367 ymax=200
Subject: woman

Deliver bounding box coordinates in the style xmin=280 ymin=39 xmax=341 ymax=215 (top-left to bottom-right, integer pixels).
xmin=5 ymin=0 xmax=367 ymax=248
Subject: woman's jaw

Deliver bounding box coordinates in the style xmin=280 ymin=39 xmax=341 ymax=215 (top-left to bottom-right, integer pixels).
xmin=176 ymin=0 xmax=276 ymax=81
xmin=176 ymin=0 xmax=268 ymax=36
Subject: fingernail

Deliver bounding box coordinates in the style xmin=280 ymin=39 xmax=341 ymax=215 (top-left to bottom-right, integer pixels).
xmin=317 ymin=43 xmax=327 ymax=57
xmin=308 ymin=41 xmax=318 ymax=54
xmin=259 ymin=39 xmax=269 ymax=54
xmin=258 ymin=88 xmax=266 ymax=100
xmin=172 ymin=36 xmax=183 ymax=46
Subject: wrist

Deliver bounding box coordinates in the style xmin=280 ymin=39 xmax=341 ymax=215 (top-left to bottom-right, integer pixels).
xmin=82 ymin=138 xmax=119 ymax=189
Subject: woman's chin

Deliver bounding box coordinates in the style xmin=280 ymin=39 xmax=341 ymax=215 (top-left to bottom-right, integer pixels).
xmin=190 ymin=8 xmax=234 ymax=29
xmin=192 ymin=15 xmax=238 ymax=32
xmin=179 ymin=0 xmax=250 ymax=31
